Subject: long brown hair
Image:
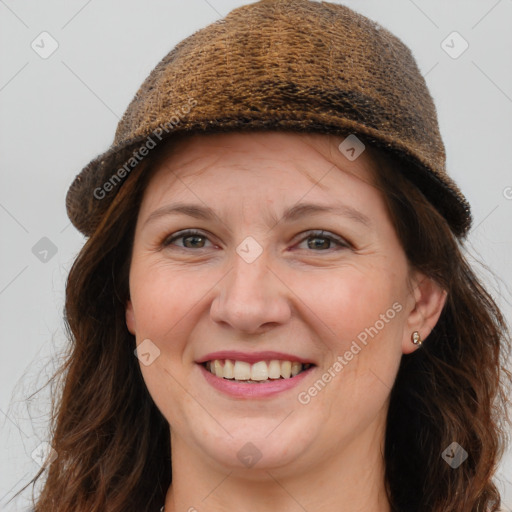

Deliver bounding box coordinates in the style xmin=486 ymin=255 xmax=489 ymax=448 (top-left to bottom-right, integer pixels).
xmin=372 ymin=152 xmax=512 ymax=511
xmin=13 ymin=131 xmax=512 ymax=512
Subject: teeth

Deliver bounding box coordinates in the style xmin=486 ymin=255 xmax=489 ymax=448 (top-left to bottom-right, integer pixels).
xmin=251 ymin=361 xmax=268 ymax=381
xmin=214 ymin=360 xmax=223 ymax=378
xmin=223 ymin=359 xmax=234 ymax=379
xmin=291 ymin=361 xmax=302 ymax=376
xmin=268 ymin=360 xmax=281 ymax=379
xmin=280 ymin=361 xmax=291 ymax=379
xmin=205 ymin=359 xmax=311 ymax=382
xmin=234 ymin=361 xmax=251 ymax=380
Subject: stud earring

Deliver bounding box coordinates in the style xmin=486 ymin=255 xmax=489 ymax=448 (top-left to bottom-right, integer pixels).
xmin=411 ymin=331 xmax=422 ymax=345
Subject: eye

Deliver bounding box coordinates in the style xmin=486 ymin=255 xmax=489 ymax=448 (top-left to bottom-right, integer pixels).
xmin=161 ymin=229 xmax=351 ymax=252
xmin=295 ymin=230 xmax=351 ymax=251
xmin=162 ymin=229 xmax=214 ymax=250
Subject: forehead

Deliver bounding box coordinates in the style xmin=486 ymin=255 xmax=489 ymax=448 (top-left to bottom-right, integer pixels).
xmin=142 ymin=131 xmax=380 ymax=199
xmin=132 ymin=131 xmax=404 ymax=253
xmin=131 ymin=131 xmax=397 ymax=242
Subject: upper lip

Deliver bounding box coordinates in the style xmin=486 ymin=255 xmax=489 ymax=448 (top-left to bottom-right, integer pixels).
xmin=196 ymin=351 xmax=315 ymax=365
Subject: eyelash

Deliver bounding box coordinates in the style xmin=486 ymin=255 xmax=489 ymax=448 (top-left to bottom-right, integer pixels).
xmin=161 ymin=229 xmax=351 ymax=252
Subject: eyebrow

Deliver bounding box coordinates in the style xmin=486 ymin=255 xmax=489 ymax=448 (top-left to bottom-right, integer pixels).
xmin=143 ymin=201 xmax=371 ymax=228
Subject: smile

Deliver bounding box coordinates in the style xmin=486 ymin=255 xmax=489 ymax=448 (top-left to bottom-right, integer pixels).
xmin=204 ymin=359 xmax=314 ymax=383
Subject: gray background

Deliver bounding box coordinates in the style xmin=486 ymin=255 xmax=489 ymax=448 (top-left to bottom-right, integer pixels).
xmin=1 ymin=1 xmax=511 ymax=510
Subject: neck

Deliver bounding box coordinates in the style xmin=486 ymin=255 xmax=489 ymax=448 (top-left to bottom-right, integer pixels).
xmin=163 ymin=415 xmax=391 ymax=512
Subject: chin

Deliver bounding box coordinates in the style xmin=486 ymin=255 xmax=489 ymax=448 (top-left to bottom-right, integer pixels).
xmin=189 ymin=422 xmax=315 ymax=474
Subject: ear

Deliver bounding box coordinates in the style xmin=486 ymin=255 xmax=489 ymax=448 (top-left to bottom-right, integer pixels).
xmin=125 ymin=299 xmax=136 ymax=335
xmin=402 ymin=272 xmax=447 ymax=354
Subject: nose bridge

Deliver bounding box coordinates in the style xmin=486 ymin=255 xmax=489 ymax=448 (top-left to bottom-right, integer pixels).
xmin=210 ymin=240 xmax=290 ymax=333
xmin=231 ymin=242 xmax=270 ymax=297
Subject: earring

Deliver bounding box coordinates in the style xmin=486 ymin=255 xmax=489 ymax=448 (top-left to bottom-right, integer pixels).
xmin=411 ymin=331 xmax=422 ymax=346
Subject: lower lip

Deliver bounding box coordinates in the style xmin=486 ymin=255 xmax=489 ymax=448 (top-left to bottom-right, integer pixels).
xmin=198 ymin=363 xmax=314 ymax=399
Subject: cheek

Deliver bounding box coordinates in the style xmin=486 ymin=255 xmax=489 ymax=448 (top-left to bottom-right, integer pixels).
xmin=299 ymin=270 xmax=404 ymax=411
xmin=130 ymin=262 xmax=199 ymax=424
xmin=294 ymin=264 xmax=405 ymax=348
xmin=294 ymin=264 xmax=406 ymax=407
xmin=129 ymin=261 xmax=200 ymax=338
xmin=288 ymin=266 xmax=406 ymax=448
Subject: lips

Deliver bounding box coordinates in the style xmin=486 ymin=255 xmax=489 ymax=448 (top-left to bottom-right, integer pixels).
xmin=198 ymin=361 xmax=315 ymax=399
xmin=196 ymin=351 xmax=316 ymax=390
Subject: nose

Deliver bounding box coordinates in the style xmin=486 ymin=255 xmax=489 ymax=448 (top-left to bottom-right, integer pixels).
xmin=209 ymin=249 xmax=292 ymax=335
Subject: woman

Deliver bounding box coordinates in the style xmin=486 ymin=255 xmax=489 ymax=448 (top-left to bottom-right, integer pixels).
xmin=17 ymin=0 xmax=511 ymax=511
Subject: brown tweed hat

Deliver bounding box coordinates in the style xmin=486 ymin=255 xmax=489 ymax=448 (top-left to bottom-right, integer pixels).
xmin=66 ymin=0 xmax=472 ymax=238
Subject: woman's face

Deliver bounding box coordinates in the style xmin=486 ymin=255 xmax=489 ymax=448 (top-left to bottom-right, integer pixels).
xmin=126 ymin=131 xmax=442 ymax=478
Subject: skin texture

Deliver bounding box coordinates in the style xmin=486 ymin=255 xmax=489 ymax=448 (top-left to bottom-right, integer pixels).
xmin=125 ymin=131 xmax=447 ymax=512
